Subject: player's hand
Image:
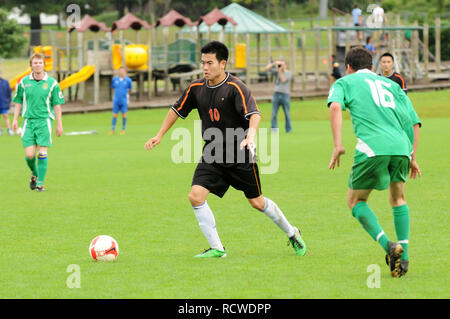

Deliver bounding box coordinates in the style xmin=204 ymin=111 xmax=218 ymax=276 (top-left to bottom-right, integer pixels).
xmin=409 ymin=159 xmax=421 ymax=179
xmin=56 ymin=125 xmax=63 ymax=137
xmin=240 ymin=138 xmax=256 ymax=158
xmin=12 ymin=119 xmax=18 ymax=132
xmin=329 ymin=145 xmax=345 ymax=169
xmin=145 ymin=136 xmax=161 ymax=151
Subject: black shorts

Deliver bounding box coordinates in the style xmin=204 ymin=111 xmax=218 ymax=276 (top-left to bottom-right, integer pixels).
xmin=192 ymin=161 xmax=262 ymax=199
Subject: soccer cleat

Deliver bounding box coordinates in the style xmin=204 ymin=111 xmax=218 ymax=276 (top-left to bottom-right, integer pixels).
xmin=398 ymin=260 xmax=409 ymax=277
xmin=120 ymin=130 xmax=126 ymax=135
xmin=36 ymin=186 xmax=45 ymax=192
xmin=108 ymin=130 xmax=115 ymax=135
xmin=385 ymin=241 xmax=404 ymax=277
xmin=194 ymin=248 xmax=227 ymax=258
xmin=29 ymin=175 xmax=37 ymax=190
xmin=288 ymin=227 xmax=306 ymax=256
xmin=7 ymin=128 xmax=14 ymax=136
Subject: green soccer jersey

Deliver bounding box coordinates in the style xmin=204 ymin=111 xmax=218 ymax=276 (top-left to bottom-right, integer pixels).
xmin=327 ymin=69 xmax=421 ymax=163
xmin=13 ymin=72 xmax=65 ymax=120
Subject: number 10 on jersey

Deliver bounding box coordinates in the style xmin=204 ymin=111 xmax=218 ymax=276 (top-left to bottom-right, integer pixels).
xmin=209 ymin=108 xmax=220 ymax=122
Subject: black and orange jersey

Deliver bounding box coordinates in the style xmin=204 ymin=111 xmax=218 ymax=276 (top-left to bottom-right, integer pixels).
xmin=382 ymin=71 xmax=407 ymax=94
xmin=171 ymin=73 xmax=260 ymax=163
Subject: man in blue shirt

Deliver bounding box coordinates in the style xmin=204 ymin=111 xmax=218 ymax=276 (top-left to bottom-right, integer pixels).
xmin=352 ymin=3 xmax=363 ymax=40
xmin=0 ymin=71 xmax=13 ymax=136
xmin=110 ymin=66 xmax=132 ymax=135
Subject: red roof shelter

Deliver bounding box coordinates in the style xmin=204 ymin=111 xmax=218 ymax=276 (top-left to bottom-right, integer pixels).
xmin=197 ymin=8 xmax=237 ymax=27
xmin=154 ymin=9 xmax=194 ymax=28
xmin=68 ymin=14 xmax=110 ymax=33
xmin=111 ymin=13 xmax=151 ymax=31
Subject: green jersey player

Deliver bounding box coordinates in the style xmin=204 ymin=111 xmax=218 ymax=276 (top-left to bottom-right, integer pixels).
xmin=12 ymin=53 xmax=65 ymax=192
xmin=327 ymin=47 xmax=421 ymax=277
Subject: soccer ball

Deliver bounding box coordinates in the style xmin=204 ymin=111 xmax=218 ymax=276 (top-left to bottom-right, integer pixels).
xmin=89 ymin=235 xmax=119 ymax=262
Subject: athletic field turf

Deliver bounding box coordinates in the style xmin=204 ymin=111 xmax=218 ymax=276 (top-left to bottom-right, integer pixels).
xmin=1 ymin=90 xmax=448 ymax=299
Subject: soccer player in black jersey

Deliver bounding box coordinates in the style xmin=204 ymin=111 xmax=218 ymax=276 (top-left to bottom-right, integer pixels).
xmin=379 ymin=52 xmax=407 ymax=94
xmin=145 ymin=41 xmax=306 ymax=258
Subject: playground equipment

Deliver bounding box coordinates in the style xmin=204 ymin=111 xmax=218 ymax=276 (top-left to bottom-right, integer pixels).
xmin=112 ymin=44 xmax=148 ymax=70
xmin=58 ymin=65 xmax=95 ymax=91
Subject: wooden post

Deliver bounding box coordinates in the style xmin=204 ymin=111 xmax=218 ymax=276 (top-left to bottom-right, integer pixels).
xmin=301 ymin=29 xmax=306 ymax=92
xmin=289 ymin=31 xmax=295 ymax=91
xmin=314 ymin=27 xmax=320 ymax=90
xmin=410 ymin=21 xmax=418 ymax=84
xmin=94 ymin=32 xmax=100 ymax=105
xmin=395 ymin=14 xmax=402 ymax=72
xmin=328 ymin=27 xmax=333 ymax=86
xmin=120 ymin=30 xmax=125 ymax=67
xmin=424 ymin=23 xmax=429 ymax=82
xmin=148 ymin=27 xmax=153 ymax=99
xmin=345 ymin=14 xmax=350 ymax=55
xmin=164 ymin=27 xmax=170 ymax=94
xmin=435 ymin=16 xmax=441 ymax=73
xmin=256 ymin=33 xmax=261 ymax=73
xmin=266 ymin=33 xmax=271 ymax=64
xmin=66 ymin=31 xmax=73 ymax=101
xmin=245 ymin=33 xmax=250 ymax=84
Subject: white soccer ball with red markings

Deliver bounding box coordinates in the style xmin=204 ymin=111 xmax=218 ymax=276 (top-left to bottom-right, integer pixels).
xmin=89 ymin=235 xmax=119 ymax=262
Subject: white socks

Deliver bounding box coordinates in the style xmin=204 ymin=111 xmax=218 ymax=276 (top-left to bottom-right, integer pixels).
xmin=192 ymin=198 xmax=295 ymax=251
xmin=260 ymin=197 xmax=295 ymax=238
xmin=192 ymin=201 xmax=225 ymax=251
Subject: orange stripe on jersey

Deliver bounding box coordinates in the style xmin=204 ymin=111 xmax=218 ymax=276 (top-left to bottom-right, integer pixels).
xmin=251 ymin=95 xmax=260 ymax=112
xmin=394 ymin=73 xmax=406 ymax=89
xmin=252 ymin=162 xmax=262 ymax=196
xmin=227 ymin=81 xmax=248 ymax=114
xmin=177 ymin=83 xmax=204 ymax=112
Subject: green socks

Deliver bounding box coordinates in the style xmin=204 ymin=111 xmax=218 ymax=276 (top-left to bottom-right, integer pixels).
xmin=25 ymin=156 xmax=37 ymax=176
xmin=393 ymin=205 xmax=410 ymax=261
xmin=36 ymin=152 xmax=48 ymax=187
xmin=352 ymin=201 xmax=390 ymax=253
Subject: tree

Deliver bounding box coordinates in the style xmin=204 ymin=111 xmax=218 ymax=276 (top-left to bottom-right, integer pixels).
xmin=0 ymin=0 xmax=110 ymax=47
xmin=0 ymin=9 xmax=26 ymax=58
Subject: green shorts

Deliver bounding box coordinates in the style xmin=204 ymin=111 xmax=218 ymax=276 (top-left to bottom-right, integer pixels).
xmin=348 ymin=156 xmax=410 ymax=190
xmin=21 ymin=118 xmax=53 ymax=148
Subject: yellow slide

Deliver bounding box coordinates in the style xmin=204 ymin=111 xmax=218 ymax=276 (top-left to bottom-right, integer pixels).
xmin=10 ymin=68 xmax=31 ymax=91
xmin=58 ymin=65 xmax=95 ymax=91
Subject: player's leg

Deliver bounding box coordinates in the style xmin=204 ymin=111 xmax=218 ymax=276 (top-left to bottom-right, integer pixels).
xmin=36 ymin=146 xmax=48 ymax=191
xmin=248 ymin=194 xmax=306 ymax=256
xmin=24 ymin=145 xmax=38 ymax=190
xmin=190 ymin=162 xmax=230 ymax=257
xmin=33 ymin=119 xmax=52 ymax=191
xmin=271 ymin=93 xmax=280 ymax=130
xmin=120 ymin=108 xmax=127 ymax=135
xmin=389 ymin=182 xmax=409 ymax=274
xmin=2 ymin=113 xmax=13 ymax=135
xmin=348 ymin=188 xmax=392 ymax=252
xmin=110 ymin=102 xmax=120 ymax=134
xmin=280 ymin=93 xmax=292 ymax=133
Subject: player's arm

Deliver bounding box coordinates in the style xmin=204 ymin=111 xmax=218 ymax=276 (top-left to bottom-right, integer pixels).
xmin=144 ymin=108 xmax=179 ymax=151
xmin=329 ymin=101 xmax=345 ymax=169
xmin=12 ymin=103 xmax=21 ymax=132
xmin=54 ymin=105 xmax=63 ymax=136
xmin=240 ymin=113 xmax=261 ymax=154
xmin=409 ymin=123 xmax=421 ymax=179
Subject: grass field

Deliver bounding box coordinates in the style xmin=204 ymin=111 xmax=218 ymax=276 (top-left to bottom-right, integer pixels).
xmin=0 ymin=90 xmax=449 ymax=299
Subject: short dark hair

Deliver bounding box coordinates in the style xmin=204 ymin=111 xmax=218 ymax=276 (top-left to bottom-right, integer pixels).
xmin=380 ymin=52 xmax=394 ymax=61
xmin=345 ymin=47 xmax=372 ymax=71
xmin=366 ymin=36 xmax=372 ymax=44
xmin=201 ymin=41 xmax=229 ymax=62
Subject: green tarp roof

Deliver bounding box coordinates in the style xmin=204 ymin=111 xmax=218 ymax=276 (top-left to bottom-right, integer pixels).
xmin=197 ymin=3 xmax=289 ymax=34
